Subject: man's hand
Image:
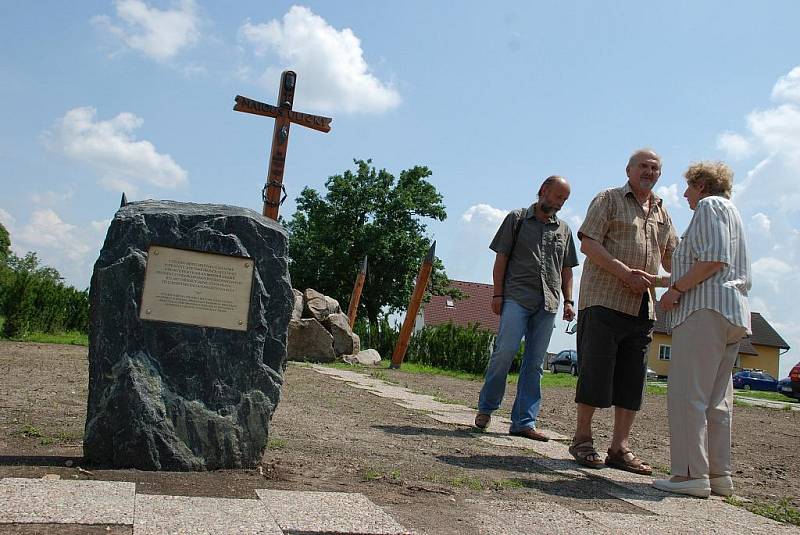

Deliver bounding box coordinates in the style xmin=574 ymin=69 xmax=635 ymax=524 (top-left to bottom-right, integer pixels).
xmin=660 ymin=288 xmax=681 ymax=311
xmin=491 ymin=296 xmax=503 ymax=315
xmin=623 ymin=269 xmax=654 ymax=294
xmin=563 ymin=302 xmax=575 ymax=322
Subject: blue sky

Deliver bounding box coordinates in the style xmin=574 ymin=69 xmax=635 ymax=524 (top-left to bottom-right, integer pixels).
xmin=1 ymin=1 xmax=798 ymax=376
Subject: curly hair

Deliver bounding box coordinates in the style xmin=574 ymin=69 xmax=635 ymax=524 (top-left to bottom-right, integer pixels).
xmin=684 ymin=161 xmax=733 ymax=199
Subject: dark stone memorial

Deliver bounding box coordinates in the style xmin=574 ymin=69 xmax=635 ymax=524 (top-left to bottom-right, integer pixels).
xmin=84 ymin=200 xmax=293 ymax=470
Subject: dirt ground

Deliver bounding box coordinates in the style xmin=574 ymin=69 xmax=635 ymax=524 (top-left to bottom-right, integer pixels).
xmin=0 ymin=341 xmax=798 ymax=534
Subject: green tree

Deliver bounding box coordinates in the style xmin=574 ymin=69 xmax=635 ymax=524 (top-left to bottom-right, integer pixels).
xmin=0 ymin=221 xmax=9 ymax=260
xmin=287 ymin=159 xmax=459 ymax=331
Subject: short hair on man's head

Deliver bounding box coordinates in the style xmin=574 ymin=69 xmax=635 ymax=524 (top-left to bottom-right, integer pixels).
xmin=538 ymin=175 xmax=568 ymax=197
xmin=627 ymin=148 xmax=662 ymax=169
xmin=684 ymin=161 xmax=734 ymax=199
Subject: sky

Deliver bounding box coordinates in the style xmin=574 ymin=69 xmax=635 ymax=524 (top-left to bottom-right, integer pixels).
xmin=1 ymin=1 xmax=798 ymax=377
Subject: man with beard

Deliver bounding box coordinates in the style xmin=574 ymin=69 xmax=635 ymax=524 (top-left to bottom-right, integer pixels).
xmin=474 ymin=175 xmax=578 ymax=441
xmin=569 ymin=148 xmax=678 ymax=474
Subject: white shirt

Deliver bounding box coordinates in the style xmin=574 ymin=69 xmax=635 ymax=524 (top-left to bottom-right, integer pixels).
xmin=669 ymin=196 xmax=752 ymax=333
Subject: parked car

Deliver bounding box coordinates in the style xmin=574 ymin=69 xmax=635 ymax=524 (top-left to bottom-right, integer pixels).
xmin=549 ymin=350 xmax=578 ymax=376
xmin=732 ymin=369 xmax=778 ymax=392
xmin=646 ymin=368 xmax=658 ymax=381
xmin=777 ymin=362 xmax=800 ymax=400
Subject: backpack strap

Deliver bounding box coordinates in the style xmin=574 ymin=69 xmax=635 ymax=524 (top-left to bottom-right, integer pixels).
xmin=507 ymin=209 xmax=526 ymax=259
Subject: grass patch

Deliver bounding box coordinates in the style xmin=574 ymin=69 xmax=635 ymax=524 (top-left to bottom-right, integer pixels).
xmin=361 ymin=468 xmax=384 ymax=482
xmin=726 ymin=496 xmax=800 ymax=526
xmin=450 ymin=475 xmax=483 ymax=490
xmin=267 ymin=438 xmax=287 ymax=450
xmin=492 ymin=478 xmax=524 ymax=490
xmin=3 ymin=330 xmax=88 ymax=346
xmin=19 ymin=424 xmax=43 ymax=438
xmin=734 ymin=390 xmax=799 ymax=403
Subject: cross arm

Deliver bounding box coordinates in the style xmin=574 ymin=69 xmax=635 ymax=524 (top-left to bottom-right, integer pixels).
xmin=233 ymin=95 xmax=332 ymax=133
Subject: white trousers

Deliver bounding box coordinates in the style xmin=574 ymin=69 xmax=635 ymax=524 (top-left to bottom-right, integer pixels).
xmin=668 ymin=309 xmax=747 ymax=478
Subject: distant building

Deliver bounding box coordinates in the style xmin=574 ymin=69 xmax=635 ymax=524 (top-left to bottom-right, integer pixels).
xmin=419 ymin=280 xmax=791 ymax=379
xmin=650 ymin=306 xmax=790 ymax=379
xmin=416 ymin=280 xmax=500 ymax=334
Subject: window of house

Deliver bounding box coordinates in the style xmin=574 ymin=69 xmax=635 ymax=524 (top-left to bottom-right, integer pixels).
xmin=445 ymin=299 xmax=454 ymax=308
xmin=658 ymin=345 xmax=671 ymax=361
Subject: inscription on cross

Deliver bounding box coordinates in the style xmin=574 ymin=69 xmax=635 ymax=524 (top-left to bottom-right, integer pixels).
xmin=234 ymin=70 xmax=333 ymax=219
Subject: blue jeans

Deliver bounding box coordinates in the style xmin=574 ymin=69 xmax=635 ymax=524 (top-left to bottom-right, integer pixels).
xmin=478 ymin=297 xmax=556 ymax=431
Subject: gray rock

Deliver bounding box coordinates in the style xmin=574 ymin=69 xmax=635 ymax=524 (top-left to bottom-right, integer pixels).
xmin=287 ymin=318 xmax=336 ymax=363
xmin=84 ymin=200 xmax=293 ymax=471
xmin=291 ymin=289 xmax=303 ymax=320
xmin=302 ymin=288 xmax=340 ymax=322
xmin=343 ymin=349 xmax=382 ymax=366
xmin=322 ymin=313 xmax=360 ymax=356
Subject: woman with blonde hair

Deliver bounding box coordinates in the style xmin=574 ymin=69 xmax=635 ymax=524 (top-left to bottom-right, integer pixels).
xmin=653 ymin=161 xmax=751 ymax=498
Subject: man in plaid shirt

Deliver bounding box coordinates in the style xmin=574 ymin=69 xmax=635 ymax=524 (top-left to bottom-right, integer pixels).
xmin=569 ymin=149 xmax=678 ymax=475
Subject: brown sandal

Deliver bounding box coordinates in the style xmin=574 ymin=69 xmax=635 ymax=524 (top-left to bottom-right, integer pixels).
xmin=605 ymin=448 xmax=652 ymax=475
xmin=569 ymin=440 xmax=604 ymax=469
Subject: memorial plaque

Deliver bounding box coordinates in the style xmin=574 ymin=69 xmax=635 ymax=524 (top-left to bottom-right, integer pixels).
xmin=139 ymin=246 xmax=254 ymax=331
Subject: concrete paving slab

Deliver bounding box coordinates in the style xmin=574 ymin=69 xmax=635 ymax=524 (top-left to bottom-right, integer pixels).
xmin=256 ymin=490 xmax=411 ymax=534
xmin=467 ymin=499 xmax=607 ymax=535
xmin=133 ymin=494 xmax=281 ymax=535
xmin=479 ymin=435 xmax=575 ymax=460
xmin=0 ymin=478 xmax=135 ymax=525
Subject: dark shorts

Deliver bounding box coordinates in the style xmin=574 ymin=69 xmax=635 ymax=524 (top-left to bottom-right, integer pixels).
xmin=575 ymin=303 xmax=654 ymax=411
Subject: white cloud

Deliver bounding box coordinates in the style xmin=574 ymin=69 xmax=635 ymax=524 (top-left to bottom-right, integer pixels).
xmin=461 ymin=203 xmax=506 ymax=225
xmin=46 ymin=107 xmax=187 ymax=193
xmin=750 ymin=212 xmax=771 ymax=233
xmin=747 ymin=104 xmax=800 ymax=168
xmin=0 ymin=208 xmax=16 ymax=229
xmin=16 ymin=210 xmax=91 ymax=263
xmin=656 ymin=183 xmax=681 ymax=208
xmin=1 ymin=208 xmax=109 ymax=288
xmin=752 ymin=256 xmax=793 ymax=293
xmin=772 ymin=66 xmax=800 ymax=103
xmin=239 ymin=6 xmax=401 ymax=114
xmin=716 ymin=131 xmax=754 ymax=160
xmin=92 ymin=0 xmax=200 ymax=62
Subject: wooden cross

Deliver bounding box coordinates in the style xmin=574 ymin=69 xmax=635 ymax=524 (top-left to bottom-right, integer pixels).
xmin=234 ymin=70 xmax=333 ymax=219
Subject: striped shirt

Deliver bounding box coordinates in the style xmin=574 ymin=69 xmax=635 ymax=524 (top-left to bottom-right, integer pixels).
xmin=578 ymin=183 xmax=679 ymax=319
xmin=669 ymin=196 xmax=752 ymax=333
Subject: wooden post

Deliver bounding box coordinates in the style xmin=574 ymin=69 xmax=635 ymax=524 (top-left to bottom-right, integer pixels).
xmin=233 ymin=71 xmax=333 ymax=220
xmin=347 ymin=256 xmax=368 ymax=328
xmin=390 ymin=242 xmax=436 ymax=369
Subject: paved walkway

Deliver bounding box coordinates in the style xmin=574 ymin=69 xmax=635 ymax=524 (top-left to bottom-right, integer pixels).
xmin=734 ymin=394 xmax=800 ymax=411
xmin=1 ymin=364 xmax=798 ymax=534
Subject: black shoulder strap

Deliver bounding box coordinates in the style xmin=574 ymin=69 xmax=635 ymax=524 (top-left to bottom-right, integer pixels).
xmin=507 ymin=209 xmax=525 ymax=258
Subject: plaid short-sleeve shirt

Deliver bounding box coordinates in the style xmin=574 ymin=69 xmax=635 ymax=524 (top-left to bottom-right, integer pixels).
xmin=577 ymin=183 xmax=678 ymax=319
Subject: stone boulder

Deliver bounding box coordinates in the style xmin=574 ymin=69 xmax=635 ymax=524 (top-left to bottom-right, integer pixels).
xmin=84 ymin=200 xmax=293 ymax=471
xmin=291 ymin=289 xmax=303 ymax=320
xmin=322 ymin=313 xmax=361 ymax=356
xmin=287 ymin=318 xmax=336 ymax=362
xmin=343 ymin=349 xmax=382 ymax=366
xmin=302 ymin=288 xmax=341 ymax=322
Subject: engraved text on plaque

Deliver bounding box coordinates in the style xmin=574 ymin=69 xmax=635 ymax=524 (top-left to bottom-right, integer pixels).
xmin=139 ymin=246 xmax=254 ymax=331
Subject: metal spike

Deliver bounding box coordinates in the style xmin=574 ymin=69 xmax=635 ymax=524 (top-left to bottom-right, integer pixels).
xmin=424 ymin=241 xmax=436 ymax=263
xmin=120 ymin=192 xmax=128 ymax=207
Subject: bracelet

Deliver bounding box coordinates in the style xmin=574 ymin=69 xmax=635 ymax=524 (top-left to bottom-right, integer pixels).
xmin=563 ymin=299 xmax=574 ymax=306
xmin=670 ymin=284 xmax=684 ymax=294
xmin=493 ymin=295 xmax=503 ymax=298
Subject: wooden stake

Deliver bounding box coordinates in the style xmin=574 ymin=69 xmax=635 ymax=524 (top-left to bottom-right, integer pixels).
xmin=347 ymin=256 xmax=368 ymax=328
xmin=390 ymin=242 xmax=436 ymax=369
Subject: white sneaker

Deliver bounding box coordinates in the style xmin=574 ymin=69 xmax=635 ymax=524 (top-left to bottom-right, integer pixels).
xmin=652 ymin=477 xmax=711 ymax=498
xmin=710 ymin=475 xmax=734 ymax=497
